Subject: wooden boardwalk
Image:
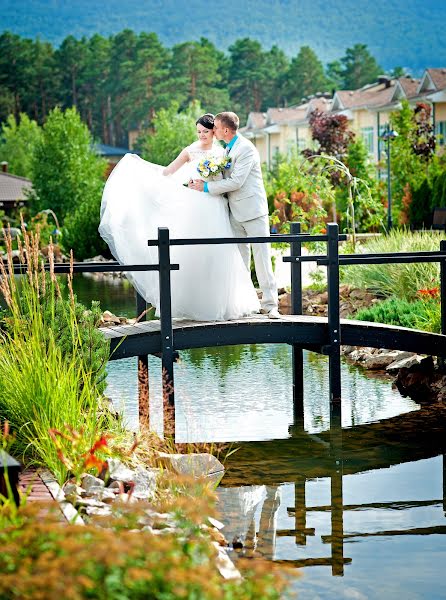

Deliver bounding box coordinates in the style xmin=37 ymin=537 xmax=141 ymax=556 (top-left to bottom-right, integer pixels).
xmin=101 ymin=313 xmax=446 ymax=360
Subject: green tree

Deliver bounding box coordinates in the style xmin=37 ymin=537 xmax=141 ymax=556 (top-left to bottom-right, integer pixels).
xmin=326 ymin=60 xmax=343 ymax=91
xmin=27 ymin=38 xmax=56 ymax=122
xmin=263 ymin=45 xmax=289 ymax=107
xmin=389 ymin=100 xmax=434 ymax=224
xmin=55 ymin=35 xmax=88 ymax=109
xmin=0 ymin=113 xmax=42 ymax=178
xmin=390 ymin=66 xmax=407 ymax=78
xmin=107 ymin=29 xmax=139 ymax=146
xmin=30 ymin=107 xmax=106 ymax=230
xmin=340 ymin=44 xmax=382 ymax=89
xmin=169 ymin=38 xmax=229 ymax=113
xmin=79 ymin=34 xmax=111 ymax=139
xmin=139 ymin=101 xmax=201 ymax=166
xmin=118 ymin=32 xmax=170 ymax=131
xmin=284 ymin=46 xmax=328 ymax=105
xmin=0 ymin=32 xmax=33 ymax=120
xmin=228 ymin=38 xmax=269 ymax=117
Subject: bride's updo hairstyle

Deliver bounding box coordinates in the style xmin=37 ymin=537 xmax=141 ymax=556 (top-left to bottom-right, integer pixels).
xmin=196 ymin=113 xmax=215 ymax=130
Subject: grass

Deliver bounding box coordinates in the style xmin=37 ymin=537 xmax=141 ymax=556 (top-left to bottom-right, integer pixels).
xmin=0 ymin=226 xmax=120 ymax=483
xmin=340 ymin=229 xmax=443 ymax=301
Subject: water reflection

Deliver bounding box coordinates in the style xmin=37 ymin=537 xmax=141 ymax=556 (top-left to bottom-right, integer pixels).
xmin=106 ymin=346 xmax=418 ymax=440
xmin=218 ymin=404 xmax=446 ymax=598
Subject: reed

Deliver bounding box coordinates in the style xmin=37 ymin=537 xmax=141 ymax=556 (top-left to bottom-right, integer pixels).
xmin=0 ymin=226 xmax=117 ymax=483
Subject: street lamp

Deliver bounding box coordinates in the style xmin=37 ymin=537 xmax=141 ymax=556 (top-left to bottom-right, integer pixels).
xmin=380 ymin=125 xmax=398 ymax=230
xmin=37 ymin=209 xmax=61 ymax=242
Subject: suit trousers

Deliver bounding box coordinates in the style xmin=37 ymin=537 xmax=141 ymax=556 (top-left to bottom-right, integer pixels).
xmin=229 ymin=212 xmax=278 ymax=312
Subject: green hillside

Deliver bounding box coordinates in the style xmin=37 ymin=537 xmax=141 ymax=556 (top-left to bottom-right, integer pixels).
xmin=1 ymin=0 xmax=445 ymax=70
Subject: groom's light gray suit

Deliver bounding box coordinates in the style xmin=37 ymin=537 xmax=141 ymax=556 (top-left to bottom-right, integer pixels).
xmin=206 ymin=134 xmax=278 ymax=312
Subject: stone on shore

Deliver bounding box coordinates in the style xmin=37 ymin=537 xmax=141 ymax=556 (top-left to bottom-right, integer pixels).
xmin=157 ymin=452 xmax=225 ymax=486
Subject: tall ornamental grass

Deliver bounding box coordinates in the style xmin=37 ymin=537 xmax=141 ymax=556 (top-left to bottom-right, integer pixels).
xmin=0 ymin=227 xmax=116 ymax=483
xmin=341 ymin=229 xmax=443 ymax=300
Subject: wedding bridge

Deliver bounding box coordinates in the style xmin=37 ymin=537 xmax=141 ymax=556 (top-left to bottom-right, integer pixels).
xmin=32 ymin=222 xmax=446 ymax=434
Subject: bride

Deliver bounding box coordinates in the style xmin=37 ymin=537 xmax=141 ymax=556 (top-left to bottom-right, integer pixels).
xmin=99 ymin=113 xmax=260 ymax=321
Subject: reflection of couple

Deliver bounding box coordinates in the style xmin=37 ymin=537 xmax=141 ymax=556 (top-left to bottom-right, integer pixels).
xmin=99 ymin=111 xmax=279 ymax=321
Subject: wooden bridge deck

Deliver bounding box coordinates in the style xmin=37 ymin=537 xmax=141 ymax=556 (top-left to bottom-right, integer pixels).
xmin=101 ymin=313 xmax=446 ymax=360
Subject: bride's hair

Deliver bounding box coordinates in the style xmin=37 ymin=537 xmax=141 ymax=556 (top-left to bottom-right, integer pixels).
xmin=196 ymin=113 xmax=215 ymax=130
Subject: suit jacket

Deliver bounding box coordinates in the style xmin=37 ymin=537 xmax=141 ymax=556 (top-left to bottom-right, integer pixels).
xmin=206 ymin=134 xmax=268 ymax=223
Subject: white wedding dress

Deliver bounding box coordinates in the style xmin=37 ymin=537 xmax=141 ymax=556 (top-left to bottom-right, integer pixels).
xmin=99 ymin=142 xmax=260 ymax=321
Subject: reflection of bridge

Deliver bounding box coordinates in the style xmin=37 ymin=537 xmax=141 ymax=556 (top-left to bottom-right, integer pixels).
xmin=219 ymin=403 xmax=446 ymax=576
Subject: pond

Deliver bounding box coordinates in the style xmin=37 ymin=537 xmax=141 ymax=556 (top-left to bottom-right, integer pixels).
xmin=74 ymin=274 xmax=446 ymax=600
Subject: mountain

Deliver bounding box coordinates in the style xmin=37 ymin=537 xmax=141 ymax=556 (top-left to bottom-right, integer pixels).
xmin=1 ymin=0 xmax=445 ymax=71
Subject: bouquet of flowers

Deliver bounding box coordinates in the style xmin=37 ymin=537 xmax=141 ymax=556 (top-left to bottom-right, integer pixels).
xmin=196 ymin=155 xmax=232 ymax=179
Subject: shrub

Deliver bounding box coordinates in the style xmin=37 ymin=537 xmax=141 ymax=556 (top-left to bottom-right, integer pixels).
xmin=409 ymin=178 xmax=432 ymax=228
xmin=0 ymin=496 xmax=287 ymax=600
xmin=62 ymin=193 xmax=108 ymax=260
xmin=265 ymin=152 xmax=331 ymax=235
xmin=431 ymin=170 xmax=446 ymax=209
xmin=354 ymin=294 xmax=440 ymax=333
xmin=354 ymin=297 xmax=430 ymax=329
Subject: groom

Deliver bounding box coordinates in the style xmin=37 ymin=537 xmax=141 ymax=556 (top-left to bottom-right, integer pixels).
xmin=189 ymin=111 xmax=279 ymax=319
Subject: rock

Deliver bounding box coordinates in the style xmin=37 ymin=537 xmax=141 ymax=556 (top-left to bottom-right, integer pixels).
xmin=278 ymin=292 xmax=291 ymax=313
xmin=386 ymin=354 xmax=420 ymax=373
xmin=76 ymin=497 xmax=108 ymax=509
xmin=208 ymin=516 xmax=225 ymax=530
xmin=348 ymin=347 xmax=375 ymax=362
xmin=87 ymin=486 xmax=118 ymax=502
xmin=132 ymin=466 xmax=158 ymax=500
xmin=115 ymin=493 xmax=138 ymax=504
xmin=81 ymin=474 xmax=105 ymax=493
xmin=394 ymin=356 xmax=436 ymax=401
xmin=341 ymin=345 xmax=356 ymax=355
xmin=209 ymin=528 xmax=228 ymax=546
xmin=108 ymin=458 xmax=136 ymax=483
xmin=213 ymin=543 xmax=241 ymax=580
xmin=157 ymin=452 xmax=225 ymax=485
xmin=85 ymin=505 xmax=113 ymax=517
xmin=349 ymin=288 xmax=370 ymax=300
xmin=101 ymin=310 xmax=122 ymax=325
xmin=362 ymin=351 xmax=407 ymax=370
xmin=318 ymin=291 xmax=328 ymax=304
xmin=62 ymin=482 xmax=83 ymax=501
xmin=107 ymin=480 xmax=123 ymax=492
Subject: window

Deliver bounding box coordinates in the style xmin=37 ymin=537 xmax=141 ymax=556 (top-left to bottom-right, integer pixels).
xmin=361 ymin=126 xmax=374 ymax=155
xmin=436 ymin=121 xmax=446 ymax=146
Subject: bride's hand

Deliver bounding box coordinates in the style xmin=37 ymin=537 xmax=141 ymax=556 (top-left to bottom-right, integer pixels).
xmin=189 ymin=179 xmax=205 ymax=191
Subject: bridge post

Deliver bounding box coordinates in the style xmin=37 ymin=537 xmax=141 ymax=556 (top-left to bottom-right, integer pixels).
xmin=327 ymin=223 xmax=342 ymax=416
xmin=290 ymin=222 xmax=304 ymax=424
xmin=158 ymin=227 xmax=175 ymax=438
xmin=136 ymin=292 xmax=150 ymax=428
xmin=329 ymin=419 xmax=344 ymax=575
xmin=439 ymin=240 xmax=446 ymax=372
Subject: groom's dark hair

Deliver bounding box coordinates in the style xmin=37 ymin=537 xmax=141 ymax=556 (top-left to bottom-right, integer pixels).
xmin=215 ymin=112 xmax=239 ymax=131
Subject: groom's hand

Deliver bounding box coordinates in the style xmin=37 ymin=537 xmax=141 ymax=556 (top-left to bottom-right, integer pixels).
xmin=189 ymin=179 xmax=204 ymax=191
